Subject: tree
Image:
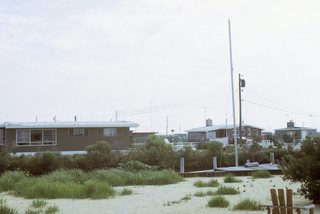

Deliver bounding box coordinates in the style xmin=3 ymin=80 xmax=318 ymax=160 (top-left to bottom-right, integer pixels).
xmin=281 ymin=137 xmax=320 ymax=203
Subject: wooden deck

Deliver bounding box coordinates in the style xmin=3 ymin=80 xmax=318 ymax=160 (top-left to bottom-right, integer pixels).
xmin=182 ymin=163 xmax=281 ymax=177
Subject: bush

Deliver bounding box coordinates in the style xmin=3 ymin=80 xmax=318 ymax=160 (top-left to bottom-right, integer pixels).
xmin=119 ymin=160 xmax=157 ymax=172
xmin=193 ymin=179 xmax=219 ymax=187
xmin=85 ymin=141 xmax=111 ymax=155
xmin=233 ymin=198 xmax=261 ymax=210
xmin=223 ymin=173 xmax=242 ymax=183
xmin=281 ymin=137 xmax=320 ymax=203
xmin=252 ymin=170 xmax=272 ymax=179
xmin=214 ymin=186 xmax=239 ymax=195
xmin=207 ymin=196 xmax=229 ymax=208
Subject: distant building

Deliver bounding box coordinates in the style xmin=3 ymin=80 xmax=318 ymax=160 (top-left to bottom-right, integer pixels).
xmin=131 ymin=132 xmax=157 ymax=146
xmin=0 ymin=121 xmax=138 ymax=154
xmin=186 ymin=119 xmax=262 ymax=146
xmin=274 ymin=120 xmax=317 ymax=143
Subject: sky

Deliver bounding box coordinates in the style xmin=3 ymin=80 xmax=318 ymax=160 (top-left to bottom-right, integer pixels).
xmin=1 ymin=0 xmax=320 ymax=134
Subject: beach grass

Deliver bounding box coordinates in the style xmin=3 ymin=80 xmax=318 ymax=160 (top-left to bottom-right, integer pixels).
xmin=233 ymin=198 xmax=261 ymax=211
xmin=252 ymin=170 xmax=272 ymax=179
xmin=214 ymin=186 xmax=239 ymax=195
xmin=207 ymin=196 xmax=229 ymax=208
xmin=0 ymin=168 xmax=183 ymax=199
xmin=223 ymin=173 xmax=242 ymax=183
xmin=193 ymin=179 xmax=219 ymax=188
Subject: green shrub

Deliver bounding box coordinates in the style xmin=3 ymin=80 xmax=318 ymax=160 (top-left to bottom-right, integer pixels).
xmin=194 ymin=179 xmax=219 ymax=187
xmin=207 ymin=196 xmax=229 ymax=208
xmin=223 ymin=174 xmax=242 ymax=183
xmin=31 ymin=199 xmax=48 ymax=208
xmin=119 ymin=160 xmax=157 ymax=172
xmin=233 ymin=198 xmax=261 ymax=210
xmin=252 ymin=170 xmax=272 ymax=179
xmin=214 ymin=186 xmax=239 ymax=195
xmin=0 ymin=170 xmax=28 ymax=191
xmin=25 ymin=209 xmax=41 ymax=214
xmin=85 ymin=141 xmax=111 ymax=155
xmin=43 ymin=169 xmax=88 ymax=184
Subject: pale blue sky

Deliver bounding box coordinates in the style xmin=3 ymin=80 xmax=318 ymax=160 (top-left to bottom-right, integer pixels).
xmin=1 ymin=0 xmax=320 ymax=133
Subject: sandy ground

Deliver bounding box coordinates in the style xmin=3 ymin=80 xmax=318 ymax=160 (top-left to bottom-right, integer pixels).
xmin=2 ymin=175 xmax=319 ymax=214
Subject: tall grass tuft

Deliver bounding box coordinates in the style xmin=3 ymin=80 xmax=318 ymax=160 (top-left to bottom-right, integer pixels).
xmin=0 ymin=171 xmax=28 ymax=191
xmin=233 ymin=198 xmax=261 ymax=210
xmin=119 ymin=188 xmax=133 ymax=196
xmin=44 ymin=205 xmax=59 ymax=214
xmin=223 ymin=173 xmax=242 ymax=183
xmin=214 ymin=186 xmax=239 ymax=195
xmin=251 ymin=170 xmax=272 ymax=179
xmin=31 ymin=199 xmax=48 ymax=208
xmin=193 ymin=179 xmax=219 ymax=187
xmin=207 ymin=196 xmax=229 ymax=208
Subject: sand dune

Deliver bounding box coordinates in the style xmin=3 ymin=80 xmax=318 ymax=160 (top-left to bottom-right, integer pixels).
xmin=2 ymin=175 xmax=319 ymax=214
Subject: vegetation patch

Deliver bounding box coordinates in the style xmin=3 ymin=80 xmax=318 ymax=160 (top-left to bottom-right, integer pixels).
xmin=0 ymin=198 xmax=18 ymax=214
xmin=251 ymin=170 xmax=272 ymax=179
xmin=0 ymin=168 xmax=183 ymax=199
xmin=207 ymin=196 xmax=229 ymax=208
xmin=233 ymin=198 xmax=261 ymax=211
xmin=193 ymin=179 xmax=219 ymax=188
xmin=118 ymin=188 xmax=134 ymax=196
xmin=223 ymin=174 xmax=242 ymax=183
xmin=164 ymin=194 xmax=192 ymax=206
xmin=31 ymin=199 xmax=48 ymax=208
xmin=214 ymin=186 xmax=239 ymax=195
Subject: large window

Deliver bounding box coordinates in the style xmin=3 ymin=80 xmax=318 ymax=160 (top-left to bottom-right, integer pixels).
xmin=16 ymin=129 xmax=56 ymax=146
xmin=97 ymin=128 xmax=117 ymax=137
xmin=69 ymin=128 xmax=88 ymax=137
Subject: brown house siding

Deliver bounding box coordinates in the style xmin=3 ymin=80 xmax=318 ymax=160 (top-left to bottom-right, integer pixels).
xmin=6 ymin=127 xmax=132 ymax=153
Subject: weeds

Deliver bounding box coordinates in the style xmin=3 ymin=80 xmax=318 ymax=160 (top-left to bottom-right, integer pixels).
xmin=164 ymin=194 xmax=192 ymax=206
xmin=0 ymin=198 xmax=18 ymax=214
xmin=207 ymin=196 xmax=229 ymax=208
xmin=233 ymin=198 xmax=261 ymax=210
xmin=214 ymin=186 xmax=239 ymax=195
xmin=31 ymin=200 xmax=48 ymax=208
xmin=119 ymin=188 xmax=133 ymax=196
xmin=223 ymin=174 xmax=242 ymax=183
xmin=193 ymin=179 xmax=219 ymax=188
xmin=251 ymin=170 xmax=272 ymax=179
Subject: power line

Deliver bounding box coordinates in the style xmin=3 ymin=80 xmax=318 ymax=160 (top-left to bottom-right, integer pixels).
xmin=243 ymin=99 xmax=320 ymax=118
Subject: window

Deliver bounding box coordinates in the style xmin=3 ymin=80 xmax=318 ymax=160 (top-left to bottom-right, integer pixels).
xmin=70 ymin=128 xmax=88 ymax=137
xmin=17 ymin=130 xmax=30 ymax=145
xmin=97 ymin=128 xmax=117 ymax=137
xmin=16 ymin=129 xmax=57 ymax=146
xmin=31 ymin=130 xmax=42 ymax=145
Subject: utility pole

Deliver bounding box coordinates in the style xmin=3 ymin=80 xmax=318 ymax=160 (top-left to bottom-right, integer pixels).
xmin=115 ymin=110 xmax=118 ymax=121
xmin=228 ymin=19 xmax=238 ymax=167
xmin=166 ymin=116 xmax=168 ymax=138
xmin=238 ymin=73 xmax=245 ymax=147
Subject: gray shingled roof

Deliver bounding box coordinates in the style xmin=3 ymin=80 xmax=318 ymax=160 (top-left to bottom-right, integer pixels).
xmin=2 ymin=121 xmax=139 ymax=129
xmin=186 ymin=124 xmax=263 ymax=132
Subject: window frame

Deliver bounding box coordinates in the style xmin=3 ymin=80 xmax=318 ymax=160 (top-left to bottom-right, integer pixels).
xmin=16 ymin=129 xmax=57 ymax=146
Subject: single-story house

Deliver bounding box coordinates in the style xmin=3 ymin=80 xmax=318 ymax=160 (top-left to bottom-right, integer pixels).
xmin=0 ymin=121 xmax=138 ymax=154
xmin=186 ymin=120 xmax=262 ymax=146
xmin=275 ymin=120 xmax=317 ymax=143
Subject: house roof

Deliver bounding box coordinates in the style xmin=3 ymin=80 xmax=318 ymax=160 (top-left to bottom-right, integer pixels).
xmin=186 ymin=124 xmax=263 ymax=133
xmin=274 ymin=127 xmax=317 ymax=131
xmin=2 ymin=121 xmax=139 ymax=129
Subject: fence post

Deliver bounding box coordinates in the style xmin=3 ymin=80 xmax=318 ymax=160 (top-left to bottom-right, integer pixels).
xmin=180 ymin=157 xmax=184 ymax=174
xmin=270 ymin=152 xmax=275 ymax=164
xmin=212 ymin=156 xmax=217 ymax=170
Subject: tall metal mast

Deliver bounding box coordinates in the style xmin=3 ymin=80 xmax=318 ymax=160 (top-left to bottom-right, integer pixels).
xmin=228 ymin=19 xmax=239 ymax=167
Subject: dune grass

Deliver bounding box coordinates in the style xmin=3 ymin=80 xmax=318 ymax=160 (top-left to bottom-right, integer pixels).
xmin=193 ymin=190 xmax=215 ymax=197
xmin=193 ymin=179 xmax=219 ymax=187
xmin=0 ymin=168 xmax=183 ymax=199
xmin=207 ymin=196 xmax=229 ymax=208
xmin=251 ymin=170 xmax=272 ymax=179
xmin=0 ymin=198 xmax=18 ymax=214
xmin=223 ymin=174 xmax=242 ymax=183
xmin=233 ymin=198 xmax=261 ymax=211
xmin=214 ymin=186 xmax=239 ymax=195
xmin=118 ymin=188 xmax=134 ymax=196
xmin=31 ymin=199 xmax=48 ymax=208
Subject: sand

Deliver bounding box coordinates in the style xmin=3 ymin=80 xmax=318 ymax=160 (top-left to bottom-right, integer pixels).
xmin=2 ymin=175 xmax=319 ymax=214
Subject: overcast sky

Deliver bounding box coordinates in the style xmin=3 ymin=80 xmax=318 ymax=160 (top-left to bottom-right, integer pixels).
xmin=1 ymin=0 xmax=320 ymax=134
